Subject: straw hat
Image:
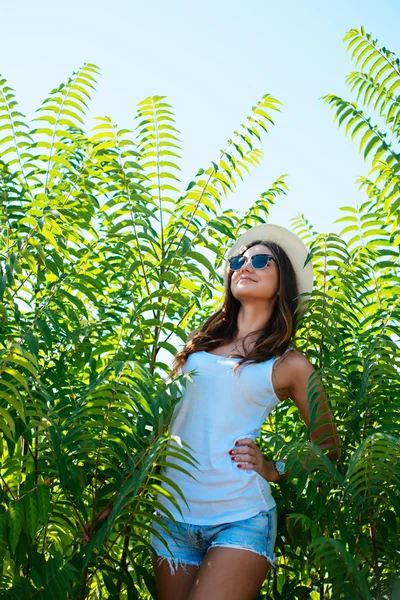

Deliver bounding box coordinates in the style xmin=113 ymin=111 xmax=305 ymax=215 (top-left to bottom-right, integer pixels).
xmin=223 ymin=223 xmax=314 ymax=312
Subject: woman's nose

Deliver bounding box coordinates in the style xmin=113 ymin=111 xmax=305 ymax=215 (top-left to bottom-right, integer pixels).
xmin=239 ymin=257 xmax=253 ymax=272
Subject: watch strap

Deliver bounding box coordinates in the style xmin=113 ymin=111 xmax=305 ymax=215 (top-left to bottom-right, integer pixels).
xmin=272 ymin=460 xmax=280 ymax=477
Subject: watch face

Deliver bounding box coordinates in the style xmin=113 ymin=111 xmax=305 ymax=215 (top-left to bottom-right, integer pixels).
xmin=275 ymin=460 xmax=286 ymax=474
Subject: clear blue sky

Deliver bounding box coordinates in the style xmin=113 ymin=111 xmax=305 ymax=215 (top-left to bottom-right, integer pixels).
xmin=1 ymin=0 xmax=399 ymax=234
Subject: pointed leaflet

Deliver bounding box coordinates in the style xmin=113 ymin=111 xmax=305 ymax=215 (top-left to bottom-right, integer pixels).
xmin=9 ymin=499 xmax=24 ymax=554
xmin=25 ymin=492 xmax=39 ymax=540
xmin=37 ymin=484 xmax=51 ymax=524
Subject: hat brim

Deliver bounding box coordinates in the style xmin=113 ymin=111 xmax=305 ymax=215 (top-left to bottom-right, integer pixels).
xmin=224 ymin=224 xmax=313 ymax=313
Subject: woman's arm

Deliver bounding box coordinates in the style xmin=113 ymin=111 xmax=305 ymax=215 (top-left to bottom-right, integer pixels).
xmin=265 ymin=350 xmax=341 ymax=482
xmin=285 ymin=351 xmax=340 ymax=461
xmin=231 ymin=351 xmax=341 ymax=483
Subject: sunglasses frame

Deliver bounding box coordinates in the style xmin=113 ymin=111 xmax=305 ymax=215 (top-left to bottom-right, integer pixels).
xmin=228 ymin=253 xmax=277 ymax=271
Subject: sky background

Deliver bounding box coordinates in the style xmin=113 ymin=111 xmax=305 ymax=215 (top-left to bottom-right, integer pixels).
xmin=1 ymin=0 xmax=399 ymax=236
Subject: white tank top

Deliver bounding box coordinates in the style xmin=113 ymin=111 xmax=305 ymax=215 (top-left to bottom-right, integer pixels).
xmin=156 ymin=349 xmax=287 ymax=525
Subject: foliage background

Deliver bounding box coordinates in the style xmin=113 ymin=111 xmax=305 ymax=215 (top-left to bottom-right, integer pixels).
xmin=0 ymin=24 xmax=399 ymax=600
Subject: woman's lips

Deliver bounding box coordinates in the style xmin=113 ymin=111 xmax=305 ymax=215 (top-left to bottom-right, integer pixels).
xmin=238 ymin=276 xmax=256 ymax=283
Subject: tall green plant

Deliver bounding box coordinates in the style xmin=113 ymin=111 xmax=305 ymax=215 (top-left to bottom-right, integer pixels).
xmin=261 ymin=25 xmax=400 ymax=600
xmin=0 ymin=24 xmax=398 ymax=600
xmin=0 ymin=66 xmax=285 ymax=598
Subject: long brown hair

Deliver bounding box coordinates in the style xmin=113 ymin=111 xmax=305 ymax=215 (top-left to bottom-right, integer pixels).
xmin=168 ymin=239 xmax=300 ymax=379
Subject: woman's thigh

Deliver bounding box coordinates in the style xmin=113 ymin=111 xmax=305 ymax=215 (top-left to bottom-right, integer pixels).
xmin=152 ymin=556 xmax=199 ymax=600
xmin=150 ymin=507 xmax=277 ymax=600
xmin=186 ymin=546 xmax=271 ymax=600
xmin=150 ymin=515 xmax=203 ymax=600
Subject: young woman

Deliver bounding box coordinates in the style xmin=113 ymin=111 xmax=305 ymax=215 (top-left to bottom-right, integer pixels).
xmin=150 ymin=224 xmax=340 ymax=600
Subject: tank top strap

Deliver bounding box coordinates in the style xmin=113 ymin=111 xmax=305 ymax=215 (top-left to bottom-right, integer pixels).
xmin=277 ymin=345 xmax=293 ymax=358
xmin=269 ymin=347 xmax=293 ymax=404
xmin=271 ymin=345 xmax=293 ymax=370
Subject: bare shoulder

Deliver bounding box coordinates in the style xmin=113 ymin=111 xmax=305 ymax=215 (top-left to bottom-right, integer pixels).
xmin=279 ymin=348 xmax=313 ymax=371
xmin=272 ymin=348 xmax=314 ymax=400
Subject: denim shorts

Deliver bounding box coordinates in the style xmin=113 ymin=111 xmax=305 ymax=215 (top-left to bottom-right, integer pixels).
xmin=149 ymin=506 xmax=277 ymax=575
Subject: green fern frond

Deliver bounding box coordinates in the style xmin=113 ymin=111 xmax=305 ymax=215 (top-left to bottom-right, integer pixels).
xmin=310 ymin=536 xmax=372 ymax=599
xmin=135 ymin=96 xmax=182 ymax=209
xmin=345 ymin=433 xmax=400 ymax=520
xmin=0 ymin=75 xmax=33 ymax=191
xmin=346 ymin=71 xmax=400 ymax=136
xmin=237 ymin=174 xmax=289 ymax=229
xmin=290 ymin=213 xmax=319 ymax=245
xmin=322 ymin=95 xmax=396 ymax=165
xmin=166 ymin=93 xmax=281 ymax=245
xmin=343 ymin=27 xmax=400 ymax=93
xmin=32 ymin=63 xmax=100 ymax=193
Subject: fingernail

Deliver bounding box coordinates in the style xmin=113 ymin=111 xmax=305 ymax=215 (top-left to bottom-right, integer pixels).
xmin=235 ymin=441 xmax=239 ymax=446
xmin=231 ymin=457 xmax=236 ymax=461
xmin=229 ymin=450 xmax=234 ymax=455
xmin=237 ymin=464 xmax=242 ymax=468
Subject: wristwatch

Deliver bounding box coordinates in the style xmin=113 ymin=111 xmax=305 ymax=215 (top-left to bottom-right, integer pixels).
xmin=272 ymin=460 xmax=286 ymax=478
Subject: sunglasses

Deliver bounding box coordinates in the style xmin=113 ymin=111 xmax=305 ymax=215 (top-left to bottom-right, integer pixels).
xmin=228 ymin=253 xmax=277 ymax=271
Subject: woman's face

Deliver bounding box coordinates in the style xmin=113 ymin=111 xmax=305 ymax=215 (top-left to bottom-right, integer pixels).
xmin=230 ymin=244 xmax=280 ymax=304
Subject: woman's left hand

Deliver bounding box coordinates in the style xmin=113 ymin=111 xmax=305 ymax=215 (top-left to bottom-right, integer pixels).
xmin=229 ymin=438 xmax=279 ymax=482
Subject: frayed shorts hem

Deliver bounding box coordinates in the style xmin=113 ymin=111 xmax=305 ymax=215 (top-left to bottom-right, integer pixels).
xmin=153 ymin=553 xmax=202 ymax=575
xmin=209 ymin=543 xmax=277 ymax=569
xmin=152 ymin=543 xmax=277 ymax=576
xmin=150 ymin=507 xmax=278 ymax=576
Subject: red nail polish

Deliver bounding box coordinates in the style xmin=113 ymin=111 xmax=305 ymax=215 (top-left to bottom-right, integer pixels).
xmin=235 ymin=441 xmax=239 ymax=446
xmin=231 ymin=457 xmax=236 ymax=461
xmin=237 ymin=464 xmax=242 ymax=468
xmin=229 ymin=450 xmax=233 ymax=455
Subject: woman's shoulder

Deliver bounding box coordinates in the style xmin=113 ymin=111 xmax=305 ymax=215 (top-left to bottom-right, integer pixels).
xmin=277 ymin=347 xmax=310 ymax=367
xmin=273 ymin=347 xmax=312 ymax=379
xmin=272 ymin=348 xmax=312 ymax=400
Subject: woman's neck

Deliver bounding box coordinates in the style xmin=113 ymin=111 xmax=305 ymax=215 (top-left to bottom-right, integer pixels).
xmin=235 ymin=302 xmax=273 ymax=339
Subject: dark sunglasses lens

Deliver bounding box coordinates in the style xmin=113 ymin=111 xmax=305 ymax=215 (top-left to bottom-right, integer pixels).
xmin=229 ymin=255 xmax=271 ymax=270
xmin=229 ymin=257 xmax=245 ymax=270
xmin=252 ymin=255 xmax=270 ymax=268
